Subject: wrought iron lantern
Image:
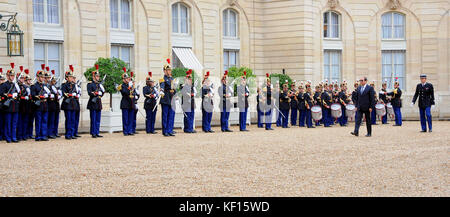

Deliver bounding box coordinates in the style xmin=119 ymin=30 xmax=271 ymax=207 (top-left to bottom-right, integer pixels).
xmin=0 ymin=13 xmax=24 ymax=57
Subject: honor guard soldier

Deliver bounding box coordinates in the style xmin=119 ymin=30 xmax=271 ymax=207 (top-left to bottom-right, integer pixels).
xmin=274 ymin=82 xmax=282 ymax=127
xmin=118 ymin=68 xmax=135 ymax=136
xmin=0 ymin=69 xmax=4 ymax=141
xmin=379 ymin=81 xmax=389 ymax=124
xmin=297 ymin=84 xmax=306 ymax=127
xmin=313 ymin=85 xmax=322 ymax=126
xmin=412 ymin=74 xmax=434 ymax=132
xmin=47 ymin=69 xmax=60 ymax=139
xmin=25 ymin=74 xmax=35 ymax=139
xmin=304 ymin=83 xmax=314 ymax=128
xmin=262 ymin=73 xmax=274 ymax=130
xmin=17 ymin=67 xmax=31 ymax=141
xmin=256 ymin=87 xmax=263 ymax=128
xmin=61 ymin=65 xmax=78 ymax=140
xmin=0 ymin=63 xmax=20 ymax=143
xmin=160 ymin=59 xmax=176 ymax=137
xmin=219 ymin=70 xmax=233 ymax=132
xmin=237 ymin=71 xmax=250 ymax=131
xmin=143 ymin=72 xmax=158 ymax=134
xmin=369 ymin=81 xmax=378 ymax=125
xmin=321 ymin=83 xmax=332 ymax=127
xmin=130 ymin=72 xmax=140 ymax=135
xmin=31 ymin=66 xmax=50 ymax=141
xmin=87 ymin=65 xmax=104 ymax=138
xmin=181 ymin=69 xmax=196 ymax=133
xmin=289 ymin=82 xmax=298 ymax=126
xmin=338 ymin=82 xmax=350 ymax=126
xmin=387 ymin=78 xmax=402 ymax=126
xmin=279 ymin=83 xmax=290 ymax=128
xmin=201 ymin=71 xmax=214 ymax=133
xmin=73 ymin=76 xmax=82 ymax=138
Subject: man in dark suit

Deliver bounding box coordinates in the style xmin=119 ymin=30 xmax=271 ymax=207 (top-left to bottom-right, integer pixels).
xmin=412 ymin=74 xmax=435 ymax=133
xmin=351 ymin=77 xmax=376 ymax=137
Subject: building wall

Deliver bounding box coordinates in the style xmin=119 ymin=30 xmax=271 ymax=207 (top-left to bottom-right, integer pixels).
xmin=0 ymin=0 xmax=449 ymax=130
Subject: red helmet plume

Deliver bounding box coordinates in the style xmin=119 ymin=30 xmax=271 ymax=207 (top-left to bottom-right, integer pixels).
xmin=130 ymin=71 xmax=134 ymax=77
xmin=51 ymin=70 xmax=55 ymax=75
xmin=95 ymin=64 xmax=99 ymax=70
xmin=244 ymin=71 xmax=247 ymax=76
xmin=123 ymin=67 xmax=127 ymax=73
xmin=10 ymin=63 xmax=14 ymax=69
xmin=25 ymin=69 xmax=29 ymax=74
xmin=206 ymin=71 xmax=210 ymax=77
xmin=148 ymin=72 xmax=152 ymax=77
xmin=224 ymin=70 xmax=228 ymax=76
xmin=19 ymin=66 xmax=23 ymax=72
xmin=46 ymin=66 xmax=50 ymax=72
xmin=0 ymin=68 xmax=3 ymax=73
xmin=166 ymin=58 xmax=171 ymax=64
xmin=69 ymin=65 xmax=74 ymax=72
xmin=41 ymin=64 xmax=46 ymax=70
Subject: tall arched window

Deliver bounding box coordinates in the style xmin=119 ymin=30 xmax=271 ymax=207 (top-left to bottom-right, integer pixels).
xmin=172 ymin=3 xmax=189 ymax=34
xmin=223 ymin=9 xmax=238 ymax=37
xmin=382 ymin=12 xmax=405 ymax=39
xmin=323 ymin=11 xmax=340 ymax=39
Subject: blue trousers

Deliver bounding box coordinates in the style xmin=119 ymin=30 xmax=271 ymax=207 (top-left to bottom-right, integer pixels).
xmin=381 ymin=110 xmax=388 ymax=124
xmin=339 ymin=107 xmax=348 ymax=126
xmin=53 ymin=110 xmax=60 ymax=136
xmin=27 ymin=112 xmax=34 ymax=138
xmin=393 ymin=106 xmax=402 ymax=126
xmin=323 ymin=109 xmax=331 ymax=127
xmin=90 ymin=110 xmax=101 ymax=136
xmin=0 ymin=111 xmax=4 ymax=140
xmin=220 ymin=109 xmax=230 ymax=131
xmin=131 ymin=110 xmax=137 ymax=134
xmin=121 ymin=109 xmax=134 ymax=135
xmin=47 ymin=111 xmax=55 ymax=137
xmin=419 ymin=106 xmax=432 ymax=131
xmin=371 ymin=109 xmax=377 ymax=124
xmin=281 ymin=109 xmax=289 ymax=128
xmin=305 ymin=109 xmax=313 ymax=128
xmin=183 ymin=111 xmax=195 ymax=132
xmin=64 ymin=110 xmax=75 ymax=138
xmin=276 ymin=110 xmax=282 ymax=127
xmin=17 ymin=113 xmax=29 ymax=140
xmin=290 ymin=108 xmax=298 ymax=126
xmin=298 ymin=109 xmax=306 ymax=127
xmin=264 ymin=110 xmax=272 ymax=129
xmin=239 ymin=108 xmax=248 ymax=130
xmin=202 ymin=109 xmax=212 ymax=132
xmin=145 ymin=108 xmax=157 ymax=133
xmin=4 ymin=112 xmax=19 ymax=142
xmin=257 ymin=109 xmax=263 ymax=128
xmin=74 ymin=110 xmax=80 ymax=135
xmin=36 ymin=111 xmax=48 ymax=140
xmin=161 ymin=104 xmax=175 ymax=135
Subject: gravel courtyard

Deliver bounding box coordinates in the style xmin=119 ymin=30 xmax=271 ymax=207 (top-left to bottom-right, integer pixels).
xmin=0 ymin=121 xmax=448 ymax=197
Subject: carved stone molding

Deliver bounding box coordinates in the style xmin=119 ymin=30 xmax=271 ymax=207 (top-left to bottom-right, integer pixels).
xmin=387 ymin=0 xmax=401 ymax=10
xmin=327 ymin=0 xmax=339 ymax=9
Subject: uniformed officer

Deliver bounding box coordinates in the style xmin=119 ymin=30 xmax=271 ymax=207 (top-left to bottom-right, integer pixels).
xmin=31 ymin=67 xmax=50 ymax=141
xmin=46 ymin=68 xmax=58 ymax=139
xmin=304 ymin=83 xmax=315 ymax=128
xmin=279 ymin=83 xmax=290 ymax=128
xmin=256 ymin=87 xmax=263 ymax=128
xmin=87 ymin=65 xmax=104 ymax=138
xmin=49 ymin=70 xmax=61 ymax=138
xmin=17 ymin=67 xmax=31 ymax=141
xmin=25 ymin=73 xmax=35 ymax=140
xmin=237 ymin=72 xmax=250 ymax=131
xmin=160 ymin=59 xmax=176 ymax=137
xmin=143 ymin=72 xmax=158 ymax=134
xmin=130 ymin=72 xmax=140 ymax=135
xmin=289 ymin=82 xmax=298 ymax=126
xmin=297 ymin=84 xmax=306 ymax=127
xmin=313 ymin=85 xmax=322 ymax=126
xmin=73 ymin=76 xmax=82 ymax=138
xmin=1 ymin=63 xmax=20 ymax=143
xmin=321 ymin=83 xmax=332 ymax=127
xmin=219 ymin=70 xmax=233 ymax=132
xmin=412 ymin=74 xmax=435 ymax=132
xmin=379 ymin=81 xmax=389 ymax=124
xmin=261 ymin=73 xmax=274 ymax=130
xmin=61 ymin=65 xmax=78 ymax=140
xmin=181 ymin=69 xmax=196 ymax=133
xmin=0 ymin=68 xmax=4 ymax=141
xmin=201 ymin=71 xmax=214 ymax=133
xmin=118 ymin=68 xmax=135 ymax=136
xmin=338 ymin=82 xmax=350 ymax=126
xmin=387 ymin=79 xmax=402 ymax=126
xmin=274 ymin=82 xmax=282 ymax=127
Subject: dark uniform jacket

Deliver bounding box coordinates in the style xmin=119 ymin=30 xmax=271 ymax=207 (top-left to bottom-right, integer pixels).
xmin=304 ymin=92 xmax=313 ymax=110
xmin=339 ymin=91 xmax=350 ymax=107
xmin=61 ymin=82 xmax=77 ymax=111
xmin=237 ymin=84 xmax=249 ymax=109
xmin=387 ymin=88 xmax=402 ymax=108
xmin=31 ymin=82 xmax=48 ymax=112
xmin=18 ymin=83 xmax=31 ymax=114
xmin=0 ymin=80 xmax=20 ymax=113
xmin=321 ymin=91 xmax=332 ymax=109
xmin=351 ymin=90 xmax=358 ymax=104
xmin=297 ymin=92 xmax=306 ymax=110
xmin=412 ymin=83 xmax=435 ymax=108
xmin=313 ymin=91 xmax=321 ymax=106
xmin=201 ymin=85 xmax=214 ymax=110
xmin=219 ymin=83 xmax=232 ymax=110
xmin=279 ymin=91 xmax=290 ymax=111
xmin=87 ymin=82 xmax=103 ymax=110
xmin=160 ymin=75 xmax=175 ymax=106
xmin=120 ymin=82 xmax=134 ymax=110
xmin=354 ymin=85 xmax=376 ymax=111
xmin=290 ymin=89 xmax=298 ymax=109
xmin=47 ymin=84 xmax=60 ymax=112
xmin=379 ymin=89 xmax=389 ymax=104
xmin=143 ymin=85 xmax=158 ymax=111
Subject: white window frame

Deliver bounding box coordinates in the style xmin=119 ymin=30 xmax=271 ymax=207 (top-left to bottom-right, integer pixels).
xmin=323 ymin=11 xmax=340 ymax=40
xmin=172 ymin=2 xmax=190 ymax=35
xmin=223 ymin=9 xmax=238 ymax=38
xmin=33 ymin=0 xmax=61 ymax=26
xmin=382 ymin=50 xmax=406 ymax=90
xmin=111 ymin=44 xmax=133 ymax=68
xmin=223 ymin=50 xmax=239 ymax=71
xmin=381 ymin=12 xmax=405 ymax=40
xmin=34 ymin=41 xmax=63 ymax=83
xmin=110 ymin=0 xmax=132 ymax=31
xmin=323 ymin=50 xmax=342 ymax=82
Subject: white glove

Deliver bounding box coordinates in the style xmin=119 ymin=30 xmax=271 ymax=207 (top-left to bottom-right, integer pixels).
xmin=58 ymin=90 xmax=62 ymax=96
xmin=52 ymin=86 xmax=57 ymax=93
xmin=44 ymin=94 xmax=48 ymax=98
xmin=50 ymin=94 xmax=55 ymax=99
xmin=15 ymin=83 xmax=20 ymax=93
xmin=72 ymin=92 xmax=77 ymax=97
xmin=135 ymin=89 xmax=140 ymax=95
xmin=44 ymin=86 xmax=51 ymax=94
xmin=411 ymin=102 xmax=414 ymax=107
xmin=77 ymin=94 xmax=80 ymax=98
xmin=25 ymin=96 xmax=29 ymax=100
xmin=26 ymin=88 xmax=31 ymax=95
xmin=128 ymin=81 xmax=133 ymax=87
xmin=75 ymin=86 xmax=80 ymax=93
xmin=12 ymin=93 xmax=18 ymax=98
xmin=98 ymin=91 xmax=103 ymax=96
xmin=135 ymin=95 xmax=138 ymax=99
xmin=431 ymin=105 xmax=435 ymax=109
xmin=100 ymin=84 xmax=105 ymax=92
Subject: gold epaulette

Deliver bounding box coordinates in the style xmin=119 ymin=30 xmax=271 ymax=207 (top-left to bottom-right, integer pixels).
xmin=117 ymin=84 xmax=122 ymax=91
xmin=159 ymin=78 xmax=164 ymax=83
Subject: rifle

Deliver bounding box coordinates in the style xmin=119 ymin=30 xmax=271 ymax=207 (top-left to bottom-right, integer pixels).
xmin=3 ymin=75 xmax=18 ymax=108
xmin=92 ymin=74 xmax=107 ymax=104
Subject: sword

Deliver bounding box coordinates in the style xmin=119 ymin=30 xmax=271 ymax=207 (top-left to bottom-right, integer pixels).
xmin=273 ymin=103 xmax=286 ymax=119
